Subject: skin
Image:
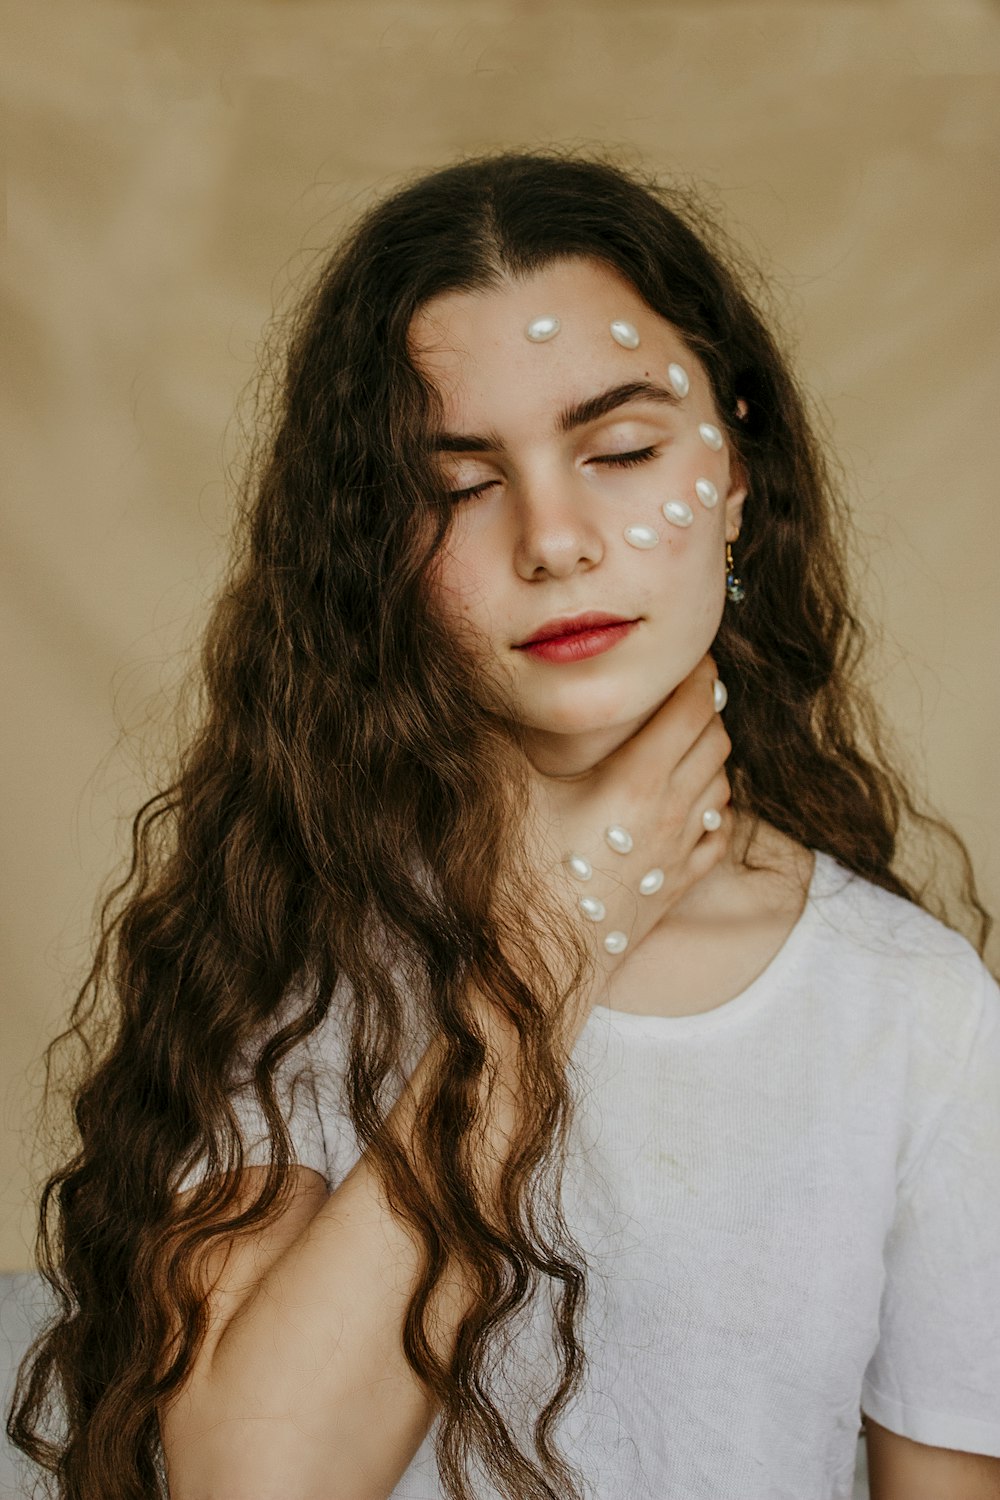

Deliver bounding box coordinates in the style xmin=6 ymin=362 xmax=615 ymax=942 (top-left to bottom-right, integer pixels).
xmin=410 ymin=255 xmax=814 ymax=1011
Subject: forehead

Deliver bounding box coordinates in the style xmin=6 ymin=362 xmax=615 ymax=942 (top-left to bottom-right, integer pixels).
xmin=408 ymin=256 xmax=693 ymax=414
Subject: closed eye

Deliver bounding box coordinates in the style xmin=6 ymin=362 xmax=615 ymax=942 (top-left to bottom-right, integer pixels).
xmin=447 ymin=445 xmax=661 ymax=502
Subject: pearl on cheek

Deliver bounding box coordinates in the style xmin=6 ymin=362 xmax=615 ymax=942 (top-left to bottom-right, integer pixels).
xmin=623 ymin=524 xmax=660 ymax=549
xmin=662 ymin=499 xmax=694 ymax=528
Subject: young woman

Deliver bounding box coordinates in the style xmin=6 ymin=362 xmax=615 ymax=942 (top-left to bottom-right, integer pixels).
xmin=9 ymin=149 xmax=999 ymax=1500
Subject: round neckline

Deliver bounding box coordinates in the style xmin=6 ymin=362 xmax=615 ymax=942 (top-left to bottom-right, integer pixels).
xmin=587 ymin=846 xmax=831 ymax=1035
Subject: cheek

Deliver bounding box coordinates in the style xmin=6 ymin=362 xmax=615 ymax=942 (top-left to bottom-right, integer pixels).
xmin=426 ymin=535 xmax=502 ymax=657
xmin=627 ymin=436 xmax=730 ymax=533
xmin=635 ymin=497 xmax=728 ymax=638
xmin=428 ymin=534 xmax=482 ymax=614
xmin=655 ymin=534 xmax=727 ymax=628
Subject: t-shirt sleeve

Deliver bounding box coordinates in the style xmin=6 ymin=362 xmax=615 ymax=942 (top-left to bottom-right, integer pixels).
xmin=860 ymin=956 xmax=1000 ymax=1455
xmin=172 ymin=983 xmax=363 ymax=1197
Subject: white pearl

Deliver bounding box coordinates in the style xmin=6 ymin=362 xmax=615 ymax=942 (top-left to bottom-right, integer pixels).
xmin=667 ymin=362 xmax=689 ymax=397
xmin=662 ymin=499 xmax=694 ymax=528
xmin=525 ymin=315 xmax=560 ymax=342
xmin=567 ymin=853 xmax=592 ymax=880
xmin=604 ymin=931 xmax=629 ymax=954
xmin=623 ymin=524 xmax=659 ymax=549
xmin=698 ymin=422 xmax=724 ymax=451
xmin=638 ymin=867 xmax=664 ymax=895
xmin=605 ymin=824 xmax=633 ymax=854
xmin=610 ymin=320 xmax=640 ymax=349
xmin=702 ymin=807 xmax=722 ymax=831
xmin=713 ymin=679 xmax=728 ymax=712
xmin=695 ymin=477 xmax=719 ymax=508
xmin=580 ymin=896 xmax=606 ymax=921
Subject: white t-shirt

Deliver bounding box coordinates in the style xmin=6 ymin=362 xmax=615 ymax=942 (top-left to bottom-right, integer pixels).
xmin=175 ymin=848 xmax=1000 ymax=1499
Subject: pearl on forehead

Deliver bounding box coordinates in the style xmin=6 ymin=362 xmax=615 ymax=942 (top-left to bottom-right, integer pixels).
xmin=698 ymin=422 xmax=724 ymax=451
xmin=623 ymin=524 xmax=659 ymax=549
xmin=525 ymin=315 xmax=560 ymax=342
xmin=667 ymin=362 xmax=690 ymax=398
xmin=695 ymin=477 xmax=719 ymax=508
xmin=610 ymin=320 xmax=640 ymax=349
xmin=662 ymin=499 xmax=694 ymax=528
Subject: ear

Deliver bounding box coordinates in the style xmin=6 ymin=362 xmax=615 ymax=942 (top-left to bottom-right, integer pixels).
xmin=725 ymin=398 xmax=750 ymax=539
xmin=724 ymin=466 xmax=748 ymax=542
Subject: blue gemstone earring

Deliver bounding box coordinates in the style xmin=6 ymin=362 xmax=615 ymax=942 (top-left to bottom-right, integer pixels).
xmin=726 ymin=541 xmax=746 ymax=603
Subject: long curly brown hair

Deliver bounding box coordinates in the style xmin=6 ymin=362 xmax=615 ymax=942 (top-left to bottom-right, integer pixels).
xmin=8 ymin=146 xmax=995 ymax=1500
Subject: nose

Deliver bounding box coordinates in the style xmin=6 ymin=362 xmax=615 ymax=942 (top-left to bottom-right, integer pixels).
xmin=512 ymin=465 xmax=605 ymax=581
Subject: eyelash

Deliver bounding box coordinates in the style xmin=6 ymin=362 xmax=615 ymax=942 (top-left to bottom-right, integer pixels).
xmin=447 ymin=445 xmax=662 ymax=502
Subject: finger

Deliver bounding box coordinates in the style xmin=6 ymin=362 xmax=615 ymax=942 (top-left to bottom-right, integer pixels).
xmin=671 ymin=712 xmax=732 ymax=803
xmin=682 ymin=766 xmax=732 ymax=844
xmin=687 ymin=804 xmax=735 ymax=879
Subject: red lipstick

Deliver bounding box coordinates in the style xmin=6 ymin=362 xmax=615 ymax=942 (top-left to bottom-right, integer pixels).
xmin=516 ymin=611 xmax=635 ymax=646
xmin=514 ymin=612 xmax=639 ymax=663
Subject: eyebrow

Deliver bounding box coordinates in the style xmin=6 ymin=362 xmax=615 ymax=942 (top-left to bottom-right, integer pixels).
xmin=428 ymin=379 xmax=682 ymax=454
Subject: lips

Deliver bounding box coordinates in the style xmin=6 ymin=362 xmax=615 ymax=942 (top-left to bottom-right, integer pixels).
xmin=515 ymin=611 xmax=636 ymax=647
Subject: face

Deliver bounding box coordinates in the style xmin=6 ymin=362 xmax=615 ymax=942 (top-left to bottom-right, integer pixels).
xmin=409 ymin=256 xmax=747 ymax=781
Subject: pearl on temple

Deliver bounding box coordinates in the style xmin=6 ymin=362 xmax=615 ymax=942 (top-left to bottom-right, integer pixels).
xmin=638 ymin=868 xmax=665 ymax=895
xmin=662 ymin=499 xmax=694 ymax=528
xmin=624 ymin=524 xmax=660 ymax=549
xmin=580 ymin=896 xmax=606 ymax=921
xmin=610 ymin=320 xmax=640 ymax=349
xmin=695 ymin=477 xmax=719 ymax=508
xmin=667 ymin=362 xmax=690 ymax=398
xmin=604 ymin=931 xmax=629 ymax=954
xmin=566 ymin=853 xmax=593 ymax=880
xmin=698 ymin=422 xmax=724 ymax=451
xmin=525 ymin=315 xmax=560 ymax=342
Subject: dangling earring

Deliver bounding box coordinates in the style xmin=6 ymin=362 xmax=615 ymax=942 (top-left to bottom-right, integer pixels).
xmin=726 ymin=541 xmax=746 ymax=603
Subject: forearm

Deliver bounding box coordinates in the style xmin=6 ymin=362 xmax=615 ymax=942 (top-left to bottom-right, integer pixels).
xmin=168 ymin=997 xmax=540 ymax=1500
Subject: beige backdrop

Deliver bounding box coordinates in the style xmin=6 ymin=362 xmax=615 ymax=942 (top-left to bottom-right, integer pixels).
xmin=2 ymin=0 xmax=998 ymax=1272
